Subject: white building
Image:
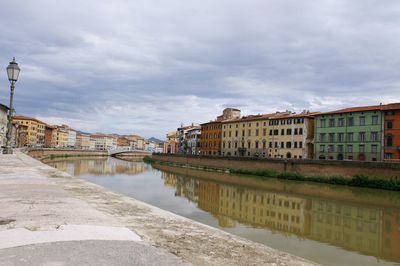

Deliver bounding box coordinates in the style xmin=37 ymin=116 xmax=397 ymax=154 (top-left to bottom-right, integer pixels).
xmin=67 ymin=129 xmax=77 ymax=148
xmin=0 ymin=104 xmax=9 ymax=150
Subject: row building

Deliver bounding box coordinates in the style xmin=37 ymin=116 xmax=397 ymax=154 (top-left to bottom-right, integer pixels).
xmin=165 ymin=102 xmax=400 ymax=162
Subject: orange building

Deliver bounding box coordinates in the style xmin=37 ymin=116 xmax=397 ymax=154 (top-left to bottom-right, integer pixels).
xmin=44 ymin=125 xmax=56 ymax=147
xmin=383 ymin=103 xmax=400 ymax=161
xmin=200 ymin=121 xmax=222 ymax=156
xmin=200 ymin=108 xmax=241 ymax=156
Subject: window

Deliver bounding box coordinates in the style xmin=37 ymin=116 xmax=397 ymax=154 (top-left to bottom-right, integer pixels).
xmin=359 ymin=117 xmax=366 ymax=126
xmin=281 ymin=129 xmax=285 ymax=135
xmin=337 ymin=145 xmax=344 ymax=153
xmin=320 ymin=119 xmax=326 ymax=128
xmin=269 ymin=129 xmax=272 ymax=136
xmin=320 ymin=145 xmax=325 ymax=152
xmin=294 ymin=128 xmax=298 ymax=135
xmin=294 ymin=142 xmax=298 ymax=148
xmin=320 ymin=133 xmax=326 ymax=142
xmin=286 ymin=142 xmax=292 ymax=148
xmin=371 ymin=132 xmax=379 ymax=141
xmin=328 ymin=145 xmax=334 ymax=152
xmin=338 ymin=118 xmax=345 ymax=127
xmin=329 ymin=119 xmax=335 ymax=127
xmin=234 ymin=142 xmax=238 ymax=148
xmin=242 ymin=130 xmax=245 ymax=136
xmin=299 ymin=128 xmax=303 ymax=135
xmin=371 ymin=144 xmax=378 ymax=153
xmin=387 ymin=135 xmax=393 ymax=146
xmin=359 ymin=132 xmax=366 ymax=142
xmin=269 ymin=142 xmax=272 ymax=148
xmin=372 ymin=116 xmax=379 ymax=125
xmin=338 ymin=133 xmax=345 ymax=142
xmin=235 ymin=130 xmax=238 ymax=137
xmin=329 ymin=133 xmax=335 ymax=142
xmin=347 ymin=117 xmax=354 ymax=126
xmin=281 ymin=142 xmax=284 ymax=148
xmin=347 ymin=133 xmax=354 ymax=142
xmin=287 ymin=129 xmax=292 ymax=135
xmin=387 ymin=121 xmax=393 ymax=129
xmin=255 ymin=129 xmax=259 ymax=136
xmin=347 ymin=145 xmax=353 ymax=153
xmin=274 ymin=129 xmax=279 ymax=135
xmin=357 ymin=144 xmax=366 ymax=154
xmin=299 ymin=142 xmax=303 ymax=148
xmin=255 ymin=141 xmax=259 ymax=149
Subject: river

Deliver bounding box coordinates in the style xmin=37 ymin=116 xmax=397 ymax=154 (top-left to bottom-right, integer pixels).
xmin=44 ymin=157 xmax=400 ymax=266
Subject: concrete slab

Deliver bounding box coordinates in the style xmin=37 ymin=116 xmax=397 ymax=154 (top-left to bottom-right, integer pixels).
xmin=0 ymin=225 xmax=141 ymax=249
xmin=0 ymin=240 xmax=190 ymax=266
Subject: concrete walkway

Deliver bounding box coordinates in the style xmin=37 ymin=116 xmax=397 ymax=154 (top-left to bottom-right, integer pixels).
xmin=0 ymin=152 xmax=317 ymax=266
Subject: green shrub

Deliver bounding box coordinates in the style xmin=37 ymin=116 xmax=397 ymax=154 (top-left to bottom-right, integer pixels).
xmin=143 ymin=156 xmax=155 ymax=164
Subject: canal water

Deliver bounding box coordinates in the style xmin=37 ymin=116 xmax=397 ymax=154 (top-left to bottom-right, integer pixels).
xmin=45 ymin=157 xmax=400 ymax=266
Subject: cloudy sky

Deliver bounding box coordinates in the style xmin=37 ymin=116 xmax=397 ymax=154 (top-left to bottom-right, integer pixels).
xmin=0 ymin=0 xmax=399 ymax=138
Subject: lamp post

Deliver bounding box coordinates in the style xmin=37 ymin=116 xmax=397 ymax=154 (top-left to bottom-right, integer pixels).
xmin=4 ymin=57 xmax=20 ymax=154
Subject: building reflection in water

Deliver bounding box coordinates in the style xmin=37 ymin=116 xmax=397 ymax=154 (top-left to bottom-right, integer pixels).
xmin=161 ymin=171 xmax=400 ymax=262
xmin=47 ymin=157 xmax=146 ymax=176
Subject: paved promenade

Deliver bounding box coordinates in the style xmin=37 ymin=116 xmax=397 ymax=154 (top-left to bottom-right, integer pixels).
xmin=0 ymin=152 xmax=317 ymax=266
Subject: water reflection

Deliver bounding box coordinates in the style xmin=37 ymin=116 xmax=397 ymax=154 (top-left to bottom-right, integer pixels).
xmin=161 ymin=171 xmax=400 ymax=263
xmin=46 ymin=157 xmax=147 ymax=176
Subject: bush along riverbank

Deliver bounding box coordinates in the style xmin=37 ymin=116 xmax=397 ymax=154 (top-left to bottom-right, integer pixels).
xmin=143 ymin=156 xmax=156 ymax=164
xmin=150 ymin=158 xmax=400 ymax=191
xmin=230 ymin=169 xmax=400 ymax=191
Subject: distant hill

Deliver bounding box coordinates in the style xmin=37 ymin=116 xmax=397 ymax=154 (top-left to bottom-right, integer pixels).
xmin=148 ymin=137 xmax=164 ymax=144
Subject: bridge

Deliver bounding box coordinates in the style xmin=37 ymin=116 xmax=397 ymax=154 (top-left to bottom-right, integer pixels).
xmin=108 ymin=149 xmax=152 ymax=156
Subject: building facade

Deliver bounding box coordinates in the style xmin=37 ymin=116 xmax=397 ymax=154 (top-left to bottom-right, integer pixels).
xmin=186 ymin=126 xmax=201 ymax=155
xmin=382 ymin=103 xmax=400 ymax=161
xmin=222 ymin=114 xmax=272 ymax=157
xmin=314 ymin=105 xmax=384 ymax=161
xmin=200 ymin=121 xmax=222 ymax=156
xmin=44 ymin=125 xmax=56 ymax=147
xmin=76 ymin=133 xmax=92 ymax=150
xmin=0 ymin=104 xmax=9 ymax=149
xmin=268 ymin=112 xmax=317 ymax=159
xmin=200 ymin=108 xmax=241 ymax=156
xmin=163 ymin=131 xmax=178 ymax=154
xmin=13 ymin=116 xmax=46 ymax=147
xmin=54 ymin=127 xmax=69 ymax=148
xmin=177 ymin=124 xmax=200 ymax=154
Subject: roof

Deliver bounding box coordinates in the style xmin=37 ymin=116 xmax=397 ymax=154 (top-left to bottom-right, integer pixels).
xmin=222 ymin=113 xmax=276 ymax=124
xmin=13 ymin=115 xmax=46 ymax=124
xmin=382 ymin=102 xmax=400 ymax=110
xmin=0 ymin=103 xmax=9 ymax=111
xmin=268 ymin=111 xmax=321 ymax=120
xmin=316 ymin=102 xmax=400 ymax=115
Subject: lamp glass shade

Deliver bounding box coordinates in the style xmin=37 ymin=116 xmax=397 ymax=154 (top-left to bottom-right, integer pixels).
xmin=6 ymin=58 xmax=20 ymax=82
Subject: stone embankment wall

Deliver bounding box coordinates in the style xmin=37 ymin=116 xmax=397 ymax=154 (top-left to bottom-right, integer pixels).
xmin=28 ymin=148 xmax=108 ymax=159
xmin=152 ymin=154 xmax=400 ymax=179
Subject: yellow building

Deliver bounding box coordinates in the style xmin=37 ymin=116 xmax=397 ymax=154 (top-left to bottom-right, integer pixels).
xmin=267 ymin=112 xmax=317 ymax=159
xmin=76 ymin=133 xmax=91 ymax=150
xmin=54 ymin=127 xmax=68 ymax=148
xmin=221 ymin=113 xmax=274 ymax=157
xmin=13 ymin=116 xmax=46 ymax=147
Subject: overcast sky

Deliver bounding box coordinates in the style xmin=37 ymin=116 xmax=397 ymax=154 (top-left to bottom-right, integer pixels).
xmin=0 ymin=0 xmax=399 ymax=138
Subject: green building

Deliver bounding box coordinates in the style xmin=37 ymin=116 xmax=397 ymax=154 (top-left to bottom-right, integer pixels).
xmin=314 ymin=105 xmax=384 ymax=161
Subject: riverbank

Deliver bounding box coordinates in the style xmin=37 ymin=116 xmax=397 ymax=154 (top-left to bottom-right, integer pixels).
xmin=152 ymin=154 xmax=400 ymax=191
xmin=0 ymin=152 xmax=316 ymax=265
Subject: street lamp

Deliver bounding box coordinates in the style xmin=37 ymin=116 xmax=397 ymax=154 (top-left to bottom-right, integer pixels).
xmin=4 ymin=57 xmax=20 ymax=154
